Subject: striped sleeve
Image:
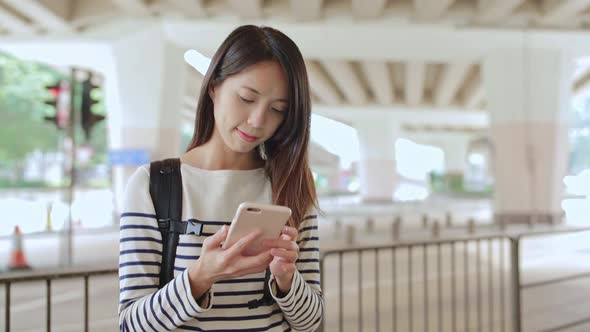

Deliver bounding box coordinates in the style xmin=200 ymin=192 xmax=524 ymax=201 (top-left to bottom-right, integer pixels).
xmin=269 ymin=210 xmax=323 ymax=332
xmin=118 ymin=166 xmax=212 ymax=331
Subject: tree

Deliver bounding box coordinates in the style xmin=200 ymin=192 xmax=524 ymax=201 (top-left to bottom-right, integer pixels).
xmin=0 ymin=53 xmax=63 ymax=180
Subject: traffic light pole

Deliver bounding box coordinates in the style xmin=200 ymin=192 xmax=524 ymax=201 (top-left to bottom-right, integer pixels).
xmin=57 ymin=67 xmax=103 ymax=267
xmin=60 ymin=67 xmax=78 ymax=267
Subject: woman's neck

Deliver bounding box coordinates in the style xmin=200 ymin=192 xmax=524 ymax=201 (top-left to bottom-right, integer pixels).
xmin=181 ymin=140 xmax=264 ymax=171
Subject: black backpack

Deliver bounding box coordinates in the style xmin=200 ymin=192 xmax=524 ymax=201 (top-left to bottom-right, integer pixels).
xmin=149 ymin=158 xmax=273 ymax=308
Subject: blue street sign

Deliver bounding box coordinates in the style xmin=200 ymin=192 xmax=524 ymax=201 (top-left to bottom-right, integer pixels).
xmin=108 ymin=149 xmax=150 ymax=166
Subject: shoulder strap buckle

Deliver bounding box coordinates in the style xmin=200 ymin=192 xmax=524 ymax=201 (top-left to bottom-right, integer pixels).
xmin=157 ymin=218 xmax=203 ymax=236
xmin=185 ymin=220 xmax=203 ymax=236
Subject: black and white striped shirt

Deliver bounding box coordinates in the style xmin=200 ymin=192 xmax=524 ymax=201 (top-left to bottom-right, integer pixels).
xmin=118 ymin=164 xmax=323 ymax=331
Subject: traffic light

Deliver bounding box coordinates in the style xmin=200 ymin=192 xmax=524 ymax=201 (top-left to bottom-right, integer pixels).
xmin=80 ymin=74 xmax=105 ymax=141
xmin=44 ymin=80 xmax=69 ymax=129
xmin=44 ymin=82 xmax=59 ymax=108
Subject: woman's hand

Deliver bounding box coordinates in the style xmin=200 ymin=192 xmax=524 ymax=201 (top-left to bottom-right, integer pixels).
xmin=188 ymin=225 xmax=272 ymax=299
xmin=263 ymin=226 xmax=299 ymax=295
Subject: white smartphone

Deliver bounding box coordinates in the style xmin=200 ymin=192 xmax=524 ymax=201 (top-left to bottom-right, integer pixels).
xmin=222 ymin=202 xmax=292 ymax=256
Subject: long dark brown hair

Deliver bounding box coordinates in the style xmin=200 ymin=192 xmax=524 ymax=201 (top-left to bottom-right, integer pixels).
xmin=186 ymin=25 xmax=317 ymax=229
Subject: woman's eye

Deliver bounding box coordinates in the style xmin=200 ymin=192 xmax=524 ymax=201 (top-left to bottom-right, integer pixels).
xmin=239 ymin=96 xmax=254 ymax=104
xmin=272 ymin=108 xmax=286 ymax=113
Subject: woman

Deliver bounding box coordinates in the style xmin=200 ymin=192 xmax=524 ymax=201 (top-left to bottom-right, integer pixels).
xmin=118 ymin=25 xmax=323 ymax=331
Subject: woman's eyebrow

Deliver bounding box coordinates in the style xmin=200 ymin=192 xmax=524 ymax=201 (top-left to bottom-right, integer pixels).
xmin=241 ymin=85 xmax=288 ymax=103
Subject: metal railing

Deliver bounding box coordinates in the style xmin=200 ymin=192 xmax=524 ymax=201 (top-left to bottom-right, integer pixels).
xmin=1 ymin=227 xmax=589 ymax=331
xmin=517 ymin=227 xmax=590 ymax=332
xmin=319 ymin=227 xmax=590 ymax=332
xmin=0 ymin=266 xmax=117 ymax=332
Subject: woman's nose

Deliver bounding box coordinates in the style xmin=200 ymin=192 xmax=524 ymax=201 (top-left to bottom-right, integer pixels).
xmin=247 ymin=105 xmax=267 ymax=128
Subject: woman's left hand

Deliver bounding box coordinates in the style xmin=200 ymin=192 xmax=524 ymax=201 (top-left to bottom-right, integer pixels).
xmin=263 ymin=226 xmax=299 ymax=294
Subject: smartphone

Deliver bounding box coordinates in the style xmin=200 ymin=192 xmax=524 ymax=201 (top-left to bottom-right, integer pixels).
xmin=222 ymin=202 xmax=292 ymax=256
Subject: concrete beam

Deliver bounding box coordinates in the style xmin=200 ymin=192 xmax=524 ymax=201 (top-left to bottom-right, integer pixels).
xmin=305 ymin=61 xmax=342 ymax=104
xmin=435 ymin=62 xmax=473 ymax=107
xmin=166 ymin=0 xmax=206 ymax=17
xmin=414 ymin=0 xmax=456 ymax=20
xmin=573 ymin=67 xmax=590 ymax=100
xmin=321 ymin=60 xmax=369 ymax=105
xmin=0 ymin=6 xmax=35 ymax=34
xmin=5 ymin=19 xmax=590 ymax=63
xmin=462 ymin=68 xmax=485 ymax=109
xmin=351 ymin=0 xmax=388 ymax=19
xmin=228 ymin=0 xmax=263 ymax=19
xmin=313 ymin=104 xmax=488 ymax=127
xmin=4 ymin=0 xmax=72 ymax=32
xmin=110 ymin=0 xmax=152 ymax=16
xmin=70 ymin=1 xmax=119 ymax=29
xmin=163 ymin=21 xmax=537 ymax=63
xmin=540 ymin=0 xmax=590 ymax=25
xmin=406 ymin=62 xmax=426 ymax=106
xmin=361 ymin=61 xmax=395 ymax=104
xmin=424 ymin=64 xmax=442 ymax=101
xmin=290 ymin=0 xmax=323 ymax=21
xmin=476 ymin=0 xmax=526 ymax=24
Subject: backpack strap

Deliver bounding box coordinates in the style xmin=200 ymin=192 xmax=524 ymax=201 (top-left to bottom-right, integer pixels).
xmin=248 ymin=268 xmax=274 ymax=309
xmin=150 ymin=158 xmax=198 ymax=289
xmin=149 ymin=158 xmax=271 ymax=305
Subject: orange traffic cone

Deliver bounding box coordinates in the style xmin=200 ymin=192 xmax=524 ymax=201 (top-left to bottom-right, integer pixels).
xmin=8 ymin=226 xmax=31 ymax=271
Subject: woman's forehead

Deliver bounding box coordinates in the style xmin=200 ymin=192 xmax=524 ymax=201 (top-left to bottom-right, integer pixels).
xmin=227 ymin=62 xmax=288 ymax=97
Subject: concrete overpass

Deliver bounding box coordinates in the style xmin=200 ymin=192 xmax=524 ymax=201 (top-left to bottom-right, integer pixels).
xmin=0 ymin=0 xmax=587 ymax=224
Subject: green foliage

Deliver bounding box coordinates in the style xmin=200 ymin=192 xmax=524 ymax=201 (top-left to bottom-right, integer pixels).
xmin=430 ymin=172 xmax=492 ymax=197
xmin=0 ymin=178 xmax=48 ymax=188
xmin=0 ymin=53 xmax=64 ymax=164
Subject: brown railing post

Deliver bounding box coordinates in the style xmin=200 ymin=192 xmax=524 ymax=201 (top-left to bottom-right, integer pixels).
xmin=84 ymin=275 xmax=89 ymax=332
xmin=5 ymin=282 xmax=10 ymax=332
xmin=47 ymin=279 xmax=51 ymax=332
xmin=510 ymin=237 xmax=522 ymax=332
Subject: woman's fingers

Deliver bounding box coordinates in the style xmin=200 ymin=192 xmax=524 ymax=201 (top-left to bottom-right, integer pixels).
xmin=263 ymin=239 xmax=299 ymax=252
xmin=232 ymin=250 xmax=272 ymax=274
xmin=270 ymin=248 xmax=298 ymax=263
xmin=271 ymin=259 xmax=297 ymax=275
xmin=203 ymin=225 xmax=228 ymax=249
xmin=281 ymin=226 xmax=298 ymax=241
xmin=224 ymin=230 xmax=262 ymax=258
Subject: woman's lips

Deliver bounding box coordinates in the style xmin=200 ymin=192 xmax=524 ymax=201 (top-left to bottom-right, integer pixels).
xmin=236 ymin=129 xmax=258 ymax=142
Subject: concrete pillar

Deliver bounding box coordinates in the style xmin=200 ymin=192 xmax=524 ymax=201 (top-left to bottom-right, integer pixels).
xmin=104 ymin=27 xmax=187 ymax=216
xmin=355 ymin=119 xmax=398 ymax=202
xmin=482 ymin=47 xmax=572 ymax=224
xmin=441 ymin=135 xmax=470 ymax=175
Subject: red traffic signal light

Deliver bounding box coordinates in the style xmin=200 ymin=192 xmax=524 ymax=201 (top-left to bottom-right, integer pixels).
xmin=44 ymin=80 xmax=70 ymax=129
xmin=44 ymin=82 xmax=60 ymax=108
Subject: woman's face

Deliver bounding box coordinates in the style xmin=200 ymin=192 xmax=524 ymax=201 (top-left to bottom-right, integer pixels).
xmin=209 ymin=60 xmax=288 ymax=155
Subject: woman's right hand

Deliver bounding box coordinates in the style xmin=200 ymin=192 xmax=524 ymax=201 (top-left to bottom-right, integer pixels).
xmin=187 ymin=225 xmax=272 ymax=299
